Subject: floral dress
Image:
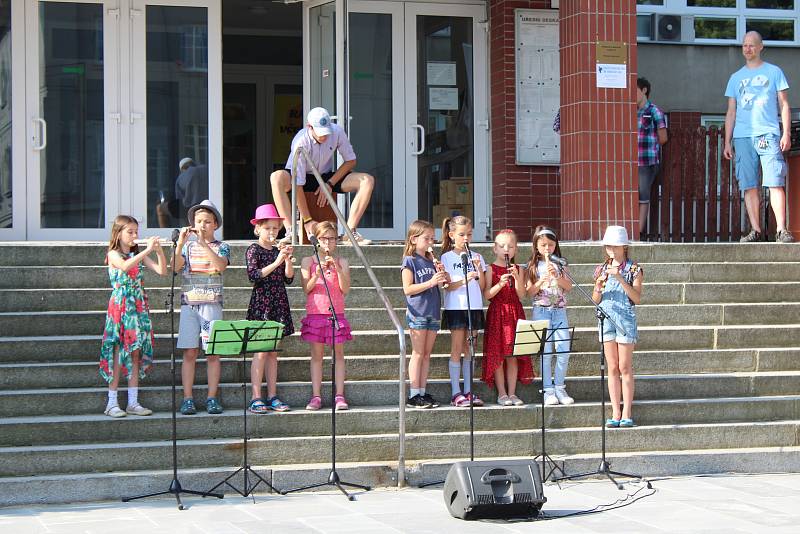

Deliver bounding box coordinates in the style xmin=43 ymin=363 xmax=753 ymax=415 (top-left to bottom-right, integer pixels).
xmin=482 ymin=263 xmax=534 ymax=388
xmin=99 ymin=253 xmax=154 ymax=382
xmin=245 ymin=244 xmax=295 ymax=337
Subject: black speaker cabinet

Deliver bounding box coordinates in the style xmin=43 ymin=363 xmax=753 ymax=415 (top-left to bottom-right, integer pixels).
xmin=443 ymin=459 xmax=546 ymax=520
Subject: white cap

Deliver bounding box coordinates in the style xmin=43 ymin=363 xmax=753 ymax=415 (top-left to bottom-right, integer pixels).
xmin=307 ymin=107 xmax=333 ymax=137
xmin=602 ymin=225 xmax=630 ymax=246
xmin=178 ymin=157 xmax=194 ymax=171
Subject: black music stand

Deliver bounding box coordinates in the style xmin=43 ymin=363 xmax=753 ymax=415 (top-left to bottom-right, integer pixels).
xmin=511 ymin=319 xmax=573 ymax=482
xmin=202 ymin=320 xmax=284 ymax=501
xmin=123 ymin=231 xmax=221 ymax=509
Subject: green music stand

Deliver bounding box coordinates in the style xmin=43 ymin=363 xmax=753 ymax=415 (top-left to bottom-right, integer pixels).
xmin=202 ymin=320 xmax=284 ymax=500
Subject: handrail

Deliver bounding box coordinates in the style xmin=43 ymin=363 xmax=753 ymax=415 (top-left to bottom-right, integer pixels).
xmin=290 ymin=146 xmax=408 ymax=487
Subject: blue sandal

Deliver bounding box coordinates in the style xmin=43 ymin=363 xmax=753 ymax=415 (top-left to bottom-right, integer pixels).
xmin=267 ymin=396 xmax=290 ymax=412
xmin=605 ymin=418 xmax=621 ymax=428
xmin=248 ymin=398 xmax=269 ymax=414
xmin=619 ymin=418 xmax=635 ymax=427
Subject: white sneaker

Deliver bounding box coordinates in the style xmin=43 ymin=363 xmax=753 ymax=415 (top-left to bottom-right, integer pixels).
xmin=126 ymin=404 xmax=153 ymax=416
xmin=342 ymin=230 xmax=372 ymax=246
xmin=555 ymin=386 xmax=574 ymax=405
xmin=543 ymin=388 xmax=558 ymax=406
xmin=104 ymin=405 xmax=126 ymax=418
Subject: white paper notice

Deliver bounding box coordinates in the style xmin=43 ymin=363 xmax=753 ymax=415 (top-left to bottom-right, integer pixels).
xmin=427 ymin=62 xmax=457 ymax=86
xmin=429 ymin=87 xmax=458 ymax=110
xmin=596 ymin=63 xmax=627 ymax=89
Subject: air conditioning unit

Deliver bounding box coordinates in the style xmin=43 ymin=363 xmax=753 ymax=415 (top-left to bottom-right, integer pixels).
xmin=656 ymin=14 xmax=695 ymax=43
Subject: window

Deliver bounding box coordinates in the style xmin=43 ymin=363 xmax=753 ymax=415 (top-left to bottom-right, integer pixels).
xmin=637 ymin=0 xmax=664 ymax=5
xmin=694 ymin=17 xmax=737 ymax=39
xmin=746 ymin=1 xmax=794 ymax=8
xmin=688 ymin=0 xmax=735 ymax=7
xmin=747 ymin=18 xmax=795 ymax=40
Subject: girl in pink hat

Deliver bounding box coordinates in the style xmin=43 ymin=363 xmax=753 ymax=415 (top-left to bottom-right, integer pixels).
xmin=592 ymin=225 xmax=644 ymax=428
xmin=246 ymin=204 xmax=295 ymax=413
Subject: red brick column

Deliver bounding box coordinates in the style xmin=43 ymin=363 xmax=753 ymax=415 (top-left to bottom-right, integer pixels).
xmin=489 ymin=0 xmax=559 ymax=240
xmin=559 ymin=1 xmax=638 ymax=240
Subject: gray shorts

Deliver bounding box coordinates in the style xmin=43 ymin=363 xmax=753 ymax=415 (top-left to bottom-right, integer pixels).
xmin=177 ymin=303 xmax=223 ymax=350
xmin=638 ymin=164 xmax=660 ymax=203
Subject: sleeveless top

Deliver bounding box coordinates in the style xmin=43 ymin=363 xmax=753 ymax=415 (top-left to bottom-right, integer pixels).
xmin=306 ymin=258 xmax=345 ymax=314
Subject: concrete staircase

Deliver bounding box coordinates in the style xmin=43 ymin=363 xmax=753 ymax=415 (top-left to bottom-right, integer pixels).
xmin=1 ymin=242 xmax=799 ymax=506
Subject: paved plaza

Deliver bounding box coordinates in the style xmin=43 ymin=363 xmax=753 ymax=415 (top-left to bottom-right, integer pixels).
xmin=1 ymin=472 xmax=798 ymax=533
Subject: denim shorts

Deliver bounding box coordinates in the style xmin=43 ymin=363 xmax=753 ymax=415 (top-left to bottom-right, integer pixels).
xmin=442 ymin=309 xmax=485 ymax=331
xmin=733 ymin=135 xmax=786 ymax=191
xmin=406 ymin=312 xmax=440 ymax=331
xmin=599 ymin=307 xmax=638 ymax=345
xmin=638 ymin=164 xmax=659 ymax=203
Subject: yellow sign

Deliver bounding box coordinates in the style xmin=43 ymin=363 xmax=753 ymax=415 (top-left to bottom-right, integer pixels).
xmin=272 ymin=94 xmax=303 ymax=167
xmin=596 ymin=41 xmax=627 ymax=64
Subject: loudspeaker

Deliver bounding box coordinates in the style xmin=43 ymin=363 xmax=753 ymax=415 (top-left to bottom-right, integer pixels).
xmin=443 ymin=459 xmax=546 ymax=520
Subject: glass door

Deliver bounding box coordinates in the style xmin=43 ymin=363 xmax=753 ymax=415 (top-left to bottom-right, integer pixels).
xmin=405 ymin=2 xmax=489 ymax=241
xmin=0 ymin=0 xmax=25 ymax=240
xmin=25 ymin=0 xmax=115 ymax=239
xmin=129 ymin=0 xmax=221 ymax=235
xmin=347 ymin=0 xmax=404 ymax=240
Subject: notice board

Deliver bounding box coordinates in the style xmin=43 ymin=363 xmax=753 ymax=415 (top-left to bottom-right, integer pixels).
xmin=515 ymin=9 xmax=560 ymax=165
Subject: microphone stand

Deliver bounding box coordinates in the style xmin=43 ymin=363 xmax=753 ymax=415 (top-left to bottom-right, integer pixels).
xmin=551 ymin=257 xmax=649 ymax=490
xmin=123 ymin=230 xmax=222 ymax=509
xmin=281 ymin=236 xmax=370 ymax=501
xmin=462 ymin=245 xmax=477 ymax=461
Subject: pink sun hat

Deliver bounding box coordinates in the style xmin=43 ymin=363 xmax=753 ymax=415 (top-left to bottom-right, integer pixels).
xmin=250 ymin=204 xmax=282 ymax=226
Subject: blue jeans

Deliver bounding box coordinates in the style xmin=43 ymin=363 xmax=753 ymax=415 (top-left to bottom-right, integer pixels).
xmin=532 ymin=306 xmax=571 ymax=388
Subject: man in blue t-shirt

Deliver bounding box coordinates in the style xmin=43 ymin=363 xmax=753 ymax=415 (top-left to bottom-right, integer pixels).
xmin=723 ymin=31 xmax=794 ymax=243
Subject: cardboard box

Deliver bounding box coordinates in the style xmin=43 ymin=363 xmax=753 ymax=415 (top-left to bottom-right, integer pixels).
xmin=433 ymin=203 xmax=473 ymax=224
xmin=439 ymin=178 xmax=473 ymax=205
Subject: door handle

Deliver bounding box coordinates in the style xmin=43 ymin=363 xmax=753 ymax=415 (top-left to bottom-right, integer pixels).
xmin=130 ymin=112 xmax=143 ymax=124
xmin=411 ymin=124 xmax=425 ymax=156
xmin=32 ymin=118 xmax=47 ymax=151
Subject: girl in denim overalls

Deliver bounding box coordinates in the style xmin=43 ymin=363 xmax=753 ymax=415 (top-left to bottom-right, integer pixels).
xmin=592 ymin=226 xmax=644 ymax=428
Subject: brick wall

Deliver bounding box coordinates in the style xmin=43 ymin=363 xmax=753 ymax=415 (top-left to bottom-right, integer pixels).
xmin=489 ymin=0 xmax=560 ymax=241
xmin=558 ymin=0 xmax=639 ymax=240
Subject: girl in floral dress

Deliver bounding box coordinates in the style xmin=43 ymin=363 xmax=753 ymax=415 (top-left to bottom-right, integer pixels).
xmin=246 ymin=204 xmax=295 ymax=413
xmin=100 ymin=215 xmax=167 ymax=418
xmin=482 ymin=229 xmax=532 ymax=406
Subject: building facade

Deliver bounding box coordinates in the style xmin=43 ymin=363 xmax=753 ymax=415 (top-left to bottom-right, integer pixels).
xmin=0 ymin=0 xmax=797 ymax=242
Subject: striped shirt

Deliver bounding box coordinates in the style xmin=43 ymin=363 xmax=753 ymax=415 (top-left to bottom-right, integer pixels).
xmin=180 ymin=240 xmax=230 ymax=305
xmin=638 ymin=101 xmax=667 ymax=167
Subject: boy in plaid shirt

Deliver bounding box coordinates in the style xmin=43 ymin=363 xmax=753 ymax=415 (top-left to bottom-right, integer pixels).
xmin=637 ymin=77 xmax=668 ymax=239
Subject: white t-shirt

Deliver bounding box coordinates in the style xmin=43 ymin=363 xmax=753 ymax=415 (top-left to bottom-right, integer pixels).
xmin=441 ymin=250 xmax=486 ymax=310
xmin=284 ymin=124 xmax=357 ymax=185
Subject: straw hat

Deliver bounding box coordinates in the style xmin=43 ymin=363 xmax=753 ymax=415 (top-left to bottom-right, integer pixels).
xmin=601 ymin=225 xmax=629 ymax=246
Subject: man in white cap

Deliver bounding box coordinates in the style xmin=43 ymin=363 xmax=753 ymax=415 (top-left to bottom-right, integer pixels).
xmin=270 ymin=107 xmax=375 ymax=245
xmin=156 ymin=157 xmax=209 ymax=227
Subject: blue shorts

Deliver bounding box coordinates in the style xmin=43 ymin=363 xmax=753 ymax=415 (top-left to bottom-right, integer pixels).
xmin=733 ymin=135 xmax=786 ymax=191
xmin=406 ymin=312 xmax=440 ymax=331
xmin=599 ymin=307 xmax=638 ymax=345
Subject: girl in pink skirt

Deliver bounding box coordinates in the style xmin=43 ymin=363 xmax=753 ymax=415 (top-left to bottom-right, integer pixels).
xmin=299 ymin=221 xmax=353 ymax=411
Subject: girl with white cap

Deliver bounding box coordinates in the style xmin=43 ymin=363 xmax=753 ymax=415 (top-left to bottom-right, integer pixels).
xmin=592 ymin=225 xmax=644 ymax=428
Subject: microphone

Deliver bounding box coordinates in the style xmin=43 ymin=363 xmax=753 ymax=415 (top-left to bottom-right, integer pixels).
xmin=309 ymin=235 xmax=319 ymax=247
xmin=171 ymin=229 xmax=180 ymax=243
xmin=460 ymin=251 xmax=470 ymax=277
xmin=464 ymin=241 xmax=473 ymax=259
xmin=549 ymin=253 xmax=569 ymax=266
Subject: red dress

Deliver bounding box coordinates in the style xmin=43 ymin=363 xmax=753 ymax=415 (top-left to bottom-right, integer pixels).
xmin=482 ymin=264 xmax=534 ymax=388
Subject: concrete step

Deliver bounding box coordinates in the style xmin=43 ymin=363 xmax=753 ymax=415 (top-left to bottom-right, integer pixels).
xmin=5 ymin=261 xmax=800 ymax=289
xmin=2 ymin=323 xmax=799 ymax=362
xmin=2 ymin=242 xmax=799 ymax=267
xmin=4 ymin=302 xmax=800 ymax=339
xmin=0 ymin=395 xmax=797 ymax=448
xmin=3 ymin=446 xmax=800 ymax=506
xmin=1 ymin=372 xmax=799 ymax=418
xmin=3 ymin=348 xmax=799 ymax=389
xmin=0 ymin=419 xmax=797 ymax=477
xmin=6 ymin=282 xmax=800 ymax=313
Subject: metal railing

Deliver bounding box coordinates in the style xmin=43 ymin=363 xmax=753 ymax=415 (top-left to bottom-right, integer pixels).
xmin=290 ymin=147 xmax=409 ymax=487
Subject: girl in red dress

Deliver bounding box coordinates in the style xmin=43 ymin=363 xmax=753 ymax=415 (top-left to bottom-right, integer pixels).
xmin=482 ymin=229 xmax=534 ymax=406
